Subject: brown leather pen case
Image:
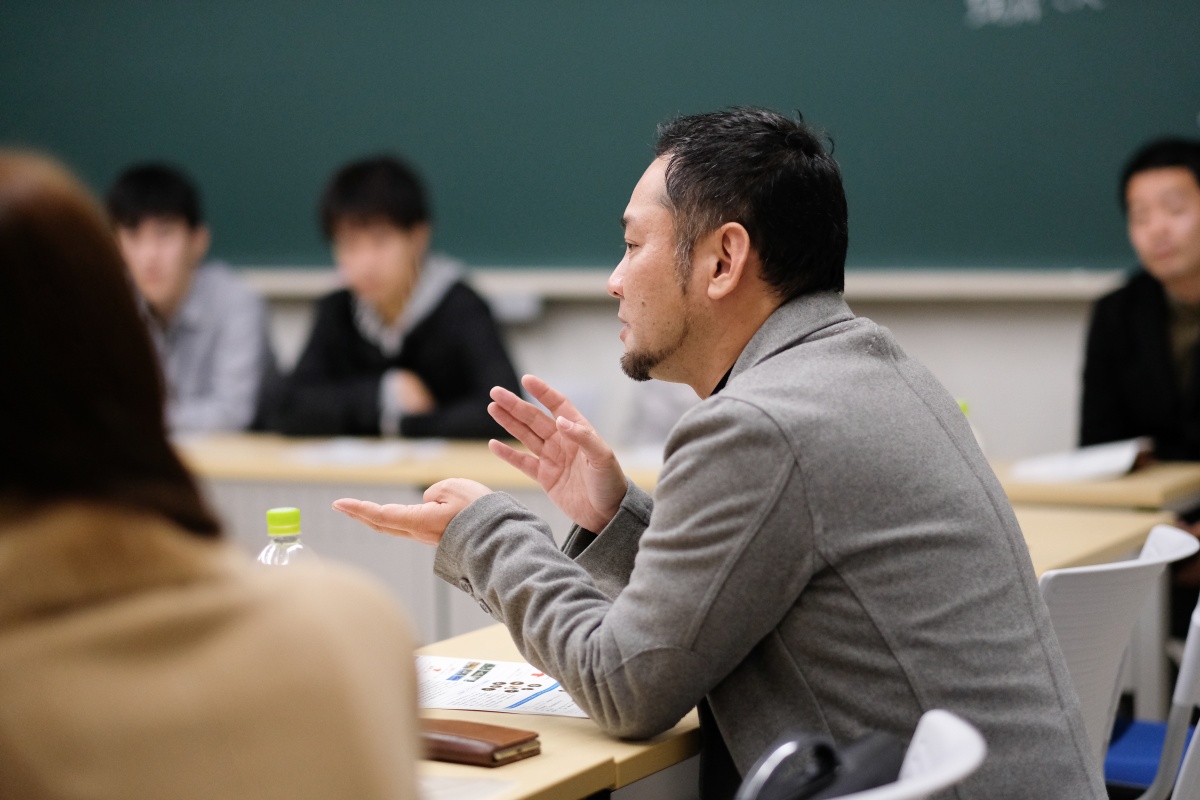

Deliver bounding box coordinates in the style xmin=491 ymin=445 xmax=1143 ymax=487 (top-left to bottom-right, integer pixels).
xmin=420 ymin=718 xmax=541 ymax=767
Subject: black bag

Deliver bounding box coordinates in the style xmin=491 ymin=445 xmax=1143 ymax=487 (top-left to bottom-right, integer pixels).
xmin=734 ymin=729 xmax=906 ymax=800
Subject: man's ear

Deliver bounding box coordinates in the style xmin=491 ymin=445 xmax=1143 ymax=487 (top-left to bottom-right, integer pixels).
xmin=188 ymin=225 xmax=212 ymax=266
xmin=701 ymin=221 xmax=753 ymax=301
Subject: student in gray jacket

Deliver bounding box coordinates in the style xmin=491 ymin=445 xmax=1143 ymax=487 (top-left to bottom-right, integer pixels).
xmin=106 ymin=164 xmax=276 ymax=433
xmin=334 ymin=108 xmax=1104 ymax=800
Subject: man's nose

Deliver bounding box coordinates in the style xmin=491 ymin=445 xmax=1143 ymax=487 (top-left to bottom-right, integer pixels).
xmin=606 ymin=261 xmax=624 ymax=299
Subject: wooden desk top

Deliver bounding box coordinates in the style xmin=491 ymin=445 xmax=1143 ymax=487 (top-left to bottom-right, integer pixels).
xmin=1014 ymin=504 xmax=1172 ymax=575
xmin=997 ymin=461 xmax=1200 ymax=513
xmin=417 ymin=625 xmax=700 ymax=800
xmin=176 ymin=433 xmax=661 ymax=491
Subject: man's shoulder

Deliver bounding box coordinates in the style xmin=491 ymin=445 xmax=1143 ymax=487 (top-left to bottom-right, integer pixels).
xmin=1088 ymin=269 xmax=1168 ymax=338
xmin=193 ymin=262 xmax=264 ymax=309
xmin=1096 ymin=268 xmax=1163 ymax=309
xmin=314 ymin=288 xmax=355 ymax=315
xmin=412 ymin=255 xmax=488 ymax=320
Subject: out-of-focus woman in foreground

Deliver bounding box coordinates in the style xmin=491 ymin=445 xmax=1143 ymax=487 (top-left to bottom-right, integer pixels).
xmin=0 ymin=151 xmax=420 ymax=800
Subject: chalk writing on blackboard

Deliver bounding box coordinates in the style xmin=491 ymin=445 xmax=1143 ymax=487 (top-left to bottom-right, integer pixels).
xmin=964 ymin=0 xmax=1104 ymax=29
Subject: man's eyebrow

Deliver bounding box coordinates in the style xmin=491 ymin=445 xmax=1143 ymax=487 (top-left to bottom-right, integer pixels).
xmin=620 ymin=215 xmax=629 ymax=230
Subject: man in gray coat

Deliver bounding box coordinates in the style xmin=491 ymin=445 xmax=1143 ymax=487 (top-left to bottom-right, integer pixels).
xmin=335 ymin=108 xmax=1104 ymax=799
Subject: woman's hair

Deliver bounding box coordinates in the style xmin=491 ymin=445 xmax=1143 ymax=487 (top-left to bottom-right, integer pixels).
xmin=0 ymin=151 xmax=220 ymax=536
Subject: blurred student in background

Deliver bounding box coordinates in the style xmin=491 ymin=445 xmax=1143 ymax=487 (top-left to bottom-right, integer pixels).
xmin=106 ymin=163 xmax=276 ymax=433
xmin=272 ymin=155 xmax=520 ymax=438
xmin=1081 ymin=138 xmax=1200 ymax=459
xmin=1081 ymin=138 xmax=1200 ymax=635
xmin=0 ymin=151 xmax=420 ymax=800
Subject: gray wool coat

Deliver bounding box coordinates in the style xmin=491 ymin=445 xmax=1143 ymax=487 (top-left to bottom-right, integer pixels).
xmin=436 ymin=290 xmax=1105 ymax=799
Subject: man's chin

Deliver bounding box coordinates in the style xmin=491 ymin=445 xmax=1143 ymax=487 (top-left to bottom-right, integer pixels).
xmin=620 ymin=350 xmax=656 ymax=382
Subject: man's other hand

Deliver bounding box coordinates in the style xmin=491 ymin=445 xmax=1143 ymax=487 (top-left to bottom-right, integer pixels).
xmin=333 ymin=478 xmax=493 ymax=545
xmin=394 ymin=369 xmax=435 ymax=414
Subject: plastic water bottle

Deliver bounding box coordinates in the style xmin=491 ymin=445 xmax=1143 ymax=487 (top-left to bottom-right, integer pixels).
xmin=957 ymin=399 xmax=986 ymax=456
xmin=256 ymin=507 xmax=319 ymax=566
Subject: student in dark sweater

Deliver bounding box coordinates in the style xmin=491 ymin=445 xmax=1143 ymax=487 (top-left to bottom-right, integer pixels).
xmin=1080 ymin=138 xmax=1200 ymax=636
xmin=1081 ymin=138 xmax=1200 ymax=460
xmin=273 ymin=156 xmax=520 ymax=438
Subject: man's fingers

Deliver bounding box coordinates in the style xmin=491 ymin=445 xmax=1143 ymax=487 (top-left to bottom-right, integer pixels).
xmin=521 ymin=374 xmax=582 ymax=421
xmin=332 ymin=498 xmax=429 ymax=536
xmin=487 ymin=401 xmax=545 ymax=451
xmin=490 ymin=384 xmax=558 ymax=441
xmin=556 ymin=415 xmax=614 ymax=464
xmin=488 ymin=439 xmax=541 ymax=480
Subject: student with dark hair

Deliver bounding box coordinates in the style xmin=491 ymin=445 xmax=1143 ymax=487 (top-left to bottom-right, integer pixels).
xmin=106 ymin=163 xmax=275 ymax=433
xmin=273 ymin=154 xmax=520 ymax=438
xmin=1081 ymin=138 xmax=1200 ymax=458
xmin=1081 ymin=137 xmax=1200 ymax=635
xmin=334 ymin=109 xmax=1103 ymax=799
xmin=0 ymin=151 xmax=420 ymax=800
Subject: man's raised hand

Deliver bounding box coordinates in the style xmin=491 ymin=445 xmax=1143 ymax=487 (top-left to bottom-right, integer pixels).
xmin=488 ymin=375 xmax=627 ymax=532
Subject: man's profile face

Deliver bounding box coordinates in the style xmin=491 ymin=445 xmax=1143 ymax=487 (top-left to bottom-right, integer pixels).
xmin=1126 ymin=167 xmax=1200 ymax=293
xmin=608 ymin=157 xmax=697 ymax=383
xmin=116 ymin=216 xmax=209 ymax=319
xmin=333 ymin=218 xmax=429 ymax=319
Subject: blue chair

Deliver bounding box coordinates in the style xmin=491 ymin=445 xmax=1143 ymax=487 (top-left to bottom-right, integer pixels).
xmin=1105 ymin=603 xmax=1200 ymax=799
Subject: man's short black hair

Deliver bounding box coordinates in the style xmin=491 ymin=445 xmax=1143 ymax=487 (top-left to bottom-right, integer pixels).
xmin=655 ymin=107 xmax=848 ymax=300
xmin=105 ymin=163 xmax=203 ymax=229
xmin=1119 ymin=138 xmax=1200 ymax=213
xmin=319 ymin=155 xmax=431 ymax=239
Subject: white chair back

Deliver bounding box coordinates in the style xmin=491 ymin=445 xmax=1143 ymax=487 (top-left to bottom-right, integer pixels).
xmin=1039 ymin=524 xmax=1199 ymax=768
xmin=834 ymin=710 xmax=987 ymax=800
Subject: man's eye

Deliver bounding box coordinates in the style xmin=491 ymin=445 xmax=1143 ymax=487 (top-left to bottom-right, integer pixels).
xmin=624 ymin=241 xmax=636 ymax=252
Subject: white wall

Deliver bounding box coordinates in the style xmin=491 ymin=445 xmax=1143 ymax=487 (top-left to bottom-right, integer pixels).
xmin=257 ymin=269 xmax=1114 ymax=462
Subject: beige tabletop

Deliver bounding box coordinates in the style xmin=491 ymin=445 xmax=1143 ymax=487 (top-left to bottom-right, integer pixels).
xmin=996 ymin=461 xmax=1200 ymax=512
xmin=417 ymin=625 xmax=700 ymax=800
xmin=1013 ymin=504 xmax=1172 ymax=575
xmin=176 ymin=432 xmax=661 ymax=491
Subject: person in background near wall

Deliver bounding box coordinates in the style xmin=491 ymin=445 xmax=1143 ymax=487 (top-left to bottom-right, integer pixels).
xmin=0 ymin=151 xmax=420 ymax=800
xmin=106 ymin=163 xmax=277 ymax=433
xmin=272 ymin=155 xmax=521 ymax=438
xmin=1080 ymin=138 xmax=1200 ymax=634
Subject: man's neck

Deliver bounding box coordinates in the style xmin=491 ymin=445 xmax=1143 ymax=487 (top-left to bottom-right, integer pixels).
xmin=146 ymin=263 xmax=200 ymax=326
xmin=687 ymin=295 xmax=784 ymax=399
xmin=147 ymin=286 xmax=191 ymax=326
xmin=373 ymin=293 xmax=410 ymax=327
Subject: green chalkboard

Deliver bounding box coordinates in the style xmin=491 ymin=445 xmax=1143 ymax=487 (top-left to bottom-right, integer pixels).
xmin=2 ymin=1 xmax=1197 ymax=269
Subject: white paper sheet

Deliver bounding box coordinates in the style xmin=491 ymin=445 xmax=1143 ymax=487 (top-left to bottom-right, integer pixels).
xmin=419 ymin=775 xmax=517 ymax=800
xmin=417 ymin=656 xmax=588 ymax=718
xmin=1009 ymin=437 xmax=1149 ymax=483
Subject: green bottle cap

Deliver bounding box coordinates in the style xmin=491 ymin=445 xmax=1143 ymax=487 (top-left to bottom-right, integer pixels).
xmin=266 ymin=507 xmax=301 ymax=536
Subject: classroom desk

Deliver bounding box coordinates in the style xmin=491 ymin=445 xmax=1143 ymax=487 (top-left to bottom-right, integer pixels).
xmin=1014 ymin=504 xmax=1172 ymax=576
xmin=996 ymin=460 xmax=1200 ymax=513
xmin=998 ymin=462 xmax=1200 ymax=720
xmin=176 ymin=432 xmax=662 ymax=490
xmin=418 ymin=625 xmax=701 ymax=800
